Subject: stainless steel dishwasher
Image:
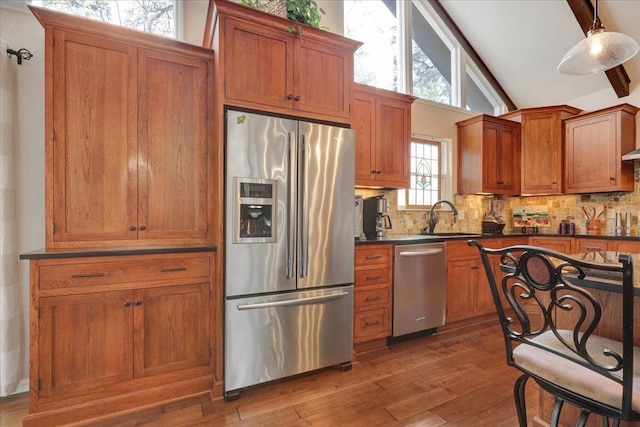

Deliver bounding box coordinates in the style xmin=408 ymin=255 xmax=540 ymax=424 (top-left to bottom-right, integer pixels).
xmin=393 ymin=242 xmax=447 ymax=337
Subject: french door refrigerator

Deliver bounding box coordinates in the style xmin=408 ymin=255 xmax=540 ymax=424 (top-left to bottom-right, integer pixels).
xmin=224 ymin=109 xmax=355 ymax=399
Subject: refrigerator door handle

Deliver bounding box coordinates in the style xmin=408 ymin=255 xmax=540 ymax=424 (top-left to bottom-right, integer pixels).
xmin=300 ymin=133 xmax=310 ymax=278
xmin=236 ymin=291 xmax=350 ymax=310
xmin=287 ymin=131 xmax=297 ymax=279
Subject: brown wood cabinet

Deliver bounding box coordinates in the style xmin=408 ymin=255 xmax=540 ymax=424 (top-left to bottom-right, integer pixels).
xmin=529 ymin=236 xmax=574 ymax=254
xmin=353 ymin=84 xmax=415 ymax=188
xmin=353 ymin=244 xmax=393 ymax=351
xmin=573 ymin=238 xmax=616 ymax=253
xmin=446 ymin=239 xmax=499 ymax=323
xmin=32 ymin=6 xmax=215 ymax=249
xmin=24 ymin=251 xmax=216 ymax=427
xmin=204 ymin=0 xmax=360 ymax=124
xmin=457 ymin=115 xmax=521 ymax=195
xmin=615 ymin=240 xmax=640 ymax=253
xmin=564 ymin=104 xmax=639 ymax=194
xmin=501 ymin=106 xmax=581 ymax=195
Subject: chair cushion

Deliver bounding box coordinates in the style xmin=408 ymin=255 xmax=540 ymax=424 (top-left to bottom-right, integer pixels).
xmin=513 ymin=330 xmax=640 ymax=412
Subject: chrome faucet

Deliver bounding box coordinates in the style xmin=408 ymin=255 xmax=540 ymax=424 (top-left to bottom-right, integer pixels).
xmin=425 ymin=200 xmax=458 ymax=234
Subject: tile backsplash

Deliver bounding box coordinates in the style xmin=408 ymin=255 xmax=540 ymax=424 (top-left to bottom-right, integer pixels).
xmin=356 ymin=162 xmax=640 ymax=236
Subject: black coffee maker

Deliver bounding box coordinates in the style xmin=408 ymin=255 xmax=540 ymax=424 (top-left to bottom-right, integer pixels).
xmin=363 ymin=196 xmax=392 ymax=238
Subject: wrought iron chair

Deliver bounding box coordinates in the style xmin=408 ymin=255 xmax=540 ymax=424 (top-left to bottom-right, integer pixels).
xmin=468 ymin=240 xmax=639 ymax=427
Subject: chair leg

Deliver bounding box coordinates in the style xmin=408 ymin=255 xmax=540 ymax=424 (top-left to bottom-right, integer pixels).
xmin=550 ymin=397 xmax=564 ymax=427
xmin=575 ymin=410 xmax=590 ymax=427
xmin=513 ymin=373 xmax=529 ymax=427
xmin=601 ymin=416 xmax=621 ymax=427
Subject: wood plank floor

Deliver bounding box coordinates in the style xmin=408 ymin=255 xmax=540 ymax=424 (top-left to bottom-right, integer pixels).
xmin=0 ymin=320 xmax=540 ymax=426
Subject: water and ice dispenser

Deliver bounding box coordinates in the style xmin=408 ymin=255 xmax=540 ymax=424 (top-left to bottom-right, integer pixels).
xmin=234 ymin=178 xmax=276 ymax=243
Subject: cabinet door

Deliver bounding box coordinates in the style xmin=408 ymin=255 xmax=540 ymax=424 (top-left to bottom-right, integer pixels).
xmin=521 ymin=112 xmax=562 ymax=194
xmin=137 ymin=49 xmax=210 ymax=241
xmin=446 ymin=260 xmax=475 ymax=323
xmin=223 ymin=17 xmax=293 ymax=109
xmin=565 ymin=113 xmax=619 ymax=193
xmin=38 ymin=291 xmax=134 ymax=398
xmin=134 ymin=283 xmax=210 ymax=378
xmin=295 ymin=38 xmax=352 ymax=119
xmin=353 ymin=92 xmax=376 ymax=185
xmin=51 ymin=30 xmax=137 ymax=244
xmin=375 ymin=98 xmax=411 ymax=187
xmin=483 ymin=123 xmax=520 ymax=195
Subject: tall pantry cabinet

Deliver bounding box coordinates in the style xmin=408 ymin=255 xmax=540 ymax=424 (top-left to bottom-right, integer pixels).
xmin=22 ymin=6 xmax=220 ymax=427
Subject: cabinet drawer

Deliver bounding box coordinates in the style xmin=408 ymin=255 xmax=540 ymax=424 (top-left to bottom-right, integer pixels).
xmin=355 ymin=245 xmax=392 ymax=267
xmin=354 ymin=308 xmax=390 ymax=341
xmin=355 ymin=268 xmax=390 ymax=287
xmin=39 ymin=256 xmax=210 ymax=290
xmin=447 ymin=239 xmax=498 ymax=259
xmin=355 ymin=286 xmax=390 ymax=310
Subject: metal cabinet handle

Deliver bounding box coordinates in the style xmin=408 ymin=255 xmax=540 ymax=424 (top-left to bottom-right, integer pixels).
xmin=139 ymin=225 xmax=146 ymax=231
xmin=294 ymin=95 xmax=301 ymax=101
xmin=365 ymin=255 xmax=382 ymax=260
xmin=129 ymin=226 xmax=136 ymax=231
xmin=583 ymin=246 xmax=602 ymax=251
xmin=471 ymin=265 xmax=479 ymax=270
xmin=71 ymin=273 xmax=105 ymax=279
xmin=366 ymin=275 xmax=382 ymax=280
xmin=124 ymin=301 xmax=132 ymax=307
xmin=160 ymin=267 xmax=187 ymax=273
xmin=287 ymin=94 xmax=294 ymax=100
xmin=135 ymin=300 xmax=143 ymax=306
xmin=365 ymin=295 xmax=381 ymax=302
xmin=365 ymin=320 xmax=381 ymax=327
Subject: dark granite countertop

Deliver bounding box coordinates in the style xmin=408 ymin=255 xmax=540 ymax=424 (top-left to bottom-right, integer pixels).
xmin=20 ymin=245 xmax=217 ymax=260
xmin=356 ymin=231 xmax=640 ymax=245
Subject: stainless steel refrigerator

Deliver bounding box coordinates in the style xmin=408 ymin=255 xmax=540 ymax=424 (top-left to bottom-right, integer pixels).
xmin=224 ymin=109 xmax=355 ymax=399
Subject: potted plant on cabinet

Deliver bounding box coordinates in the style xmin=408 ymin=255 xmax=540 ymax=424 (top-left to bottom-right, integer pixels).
xmin=241 ymin=0 xmax=327 ymax=32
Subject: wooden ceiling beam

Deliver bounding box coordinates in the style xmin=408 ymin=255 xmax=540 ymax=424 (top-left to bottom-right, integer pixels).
xmin=566 ymin=0 xmax=630 ymax=97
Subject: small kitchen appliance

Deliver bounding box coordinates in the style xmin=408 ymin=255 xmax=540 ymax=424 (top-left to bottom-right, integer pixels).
xmin=363 ymin=196 xmax=392 ymax=238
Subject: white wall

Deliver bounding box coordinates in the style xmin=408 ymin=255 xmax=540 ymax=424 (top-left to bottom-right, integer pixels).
xmin=1 ymin=1 xmax=45 ymax=393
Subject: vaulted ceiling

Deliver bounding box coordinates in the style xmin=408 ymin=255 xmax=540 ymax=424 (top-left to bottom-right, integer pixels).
xmin=439 ymin=0 xmax=640 ymax=109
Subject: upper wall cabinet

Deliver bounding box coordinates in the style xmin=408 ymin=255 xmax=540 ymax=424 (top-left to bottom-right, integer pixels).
xmin=353 ymin=84 xmax=415 ymax=189
xmin=501 ymin=105 xmax=581 ymax=195
xmin=203 ymin=0 xmax=361 ymax=124
xmin=457 ymin=115 xmax=521 ymax=195
xmin=564 ymin=104 xmax=639 ymax=194
xmin=31 ymin=6 xmax=215 ymax=249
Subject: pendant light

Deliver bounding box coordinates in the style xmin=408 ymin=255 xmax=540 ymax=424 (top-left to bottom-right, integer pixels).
xmin=558 ymin=0 xmax=639 ymax=75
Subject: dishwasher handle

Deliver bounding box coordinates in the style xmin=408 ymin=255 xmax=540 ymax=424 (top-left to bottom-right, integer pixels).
xmin=399 ymin=248 xmax=443 ymax=257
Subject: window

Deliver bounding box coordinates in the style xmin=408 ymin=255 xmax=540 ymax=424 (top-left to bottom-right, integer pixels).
xmin=398 ymin=137 xmax=452 ymax=210
xmin=31 ymin=0 xmax=180 ymax=39
xmin=344 ymin=0 xmax=398 ymax=91
xmin=345 ymin=0 xmax=506 ymax=114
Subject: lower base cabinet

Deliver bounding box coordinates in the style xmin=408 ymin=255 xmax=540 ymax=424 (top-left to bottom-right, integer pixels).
xmin=353 ymin=244 xmax=393 ymax=351
xmin=23 ymin=250 xmax=217 ymax=427
xmin=446 ymin=237 xmax=527 ymax=324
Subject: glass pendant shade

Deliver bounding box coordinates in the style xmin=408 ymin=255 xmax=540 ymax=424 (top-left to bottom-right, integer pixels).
xmin=558 ymin=28 xmax=640 ymax=75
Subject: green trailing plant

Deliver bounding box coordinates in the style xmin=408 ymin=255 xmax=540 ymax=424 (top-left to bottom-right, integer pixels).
xmin=241 ymin=0 xmax=327 ymax=31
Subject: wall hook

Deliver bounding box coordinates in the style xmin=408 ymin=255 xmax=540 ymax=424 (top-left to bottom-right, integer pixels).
xmin=6 ymin=47 xmax=33 ymax=65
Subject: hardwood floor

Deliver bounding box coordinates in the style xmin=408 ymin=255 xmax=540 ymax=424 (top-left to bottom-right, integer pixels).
xmin=0 ymin=320 xmax=539 ymax=426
